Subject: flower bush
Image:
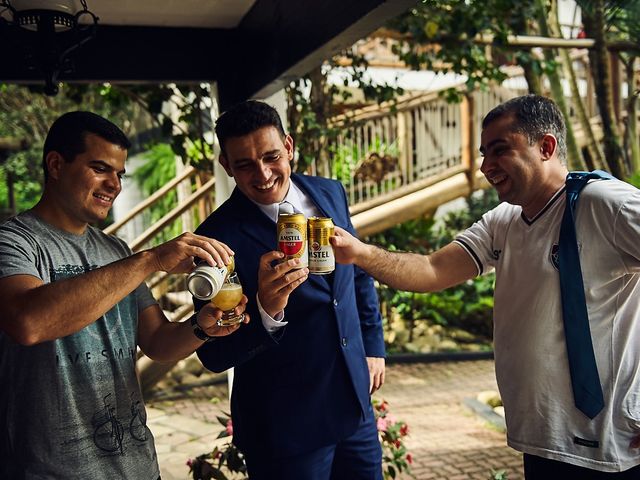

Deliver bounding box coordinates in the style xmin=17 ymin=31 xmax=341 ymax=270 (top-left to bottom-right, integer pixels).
xmin=373 ymin=399 xmax=414 ymax=479
xmin=187 ymin=401 xmax=413 ymax=479
xmin=187 ymin=412 xmax=248 ymax=480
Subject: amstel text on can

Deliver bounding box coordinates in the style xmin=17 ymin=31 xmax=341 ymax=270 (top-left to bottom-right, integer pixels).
xmin=308 ymin=216 xmax=335 ymax=275
xmin=277 ymin=212 xmax=308 ymax=268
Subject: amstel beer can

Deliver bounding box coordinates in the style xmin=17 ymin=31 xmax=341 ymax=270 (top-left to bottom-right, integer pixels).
xmin=187 ymin=256 xmax=235 ymax=300
xmin=277 ymin=212 xmax=308 ymax=269
xmin=307 ymin=217 xmax=335 ymax=275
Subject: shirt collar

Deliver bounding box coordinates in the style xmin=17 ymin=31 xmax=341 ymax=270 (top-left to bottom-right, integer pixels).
xmin=253 ymin=179 xmax=305 ymax=222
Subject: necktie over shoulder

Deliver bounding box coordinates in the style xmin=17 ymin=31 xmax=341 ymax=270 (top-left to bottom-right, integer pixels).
xmin=558 ymin=170 xmax=613 ymax=419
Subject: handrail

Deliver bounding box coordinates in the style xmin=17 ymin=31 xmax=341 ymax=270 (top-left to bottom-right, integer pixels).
xmin=349 ymin=165 xmax=466 ymax=215
xmin=130 ymin=176 xmax=216 ymax=252
xmin=104 ymin=166 xmax=197 ymax=236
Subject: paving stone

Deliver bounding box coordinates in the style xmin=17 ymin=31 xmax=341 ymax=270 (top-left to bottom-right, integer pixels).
xmin=149 ymin=359 xmax=525 ymax=480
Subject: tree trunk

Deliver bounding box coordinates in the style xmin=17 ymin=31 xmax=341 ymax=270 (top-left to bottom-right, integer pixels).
xmin=549 ymin=0 xmax=604 ymax=170
xmin=308 ymin=65 xmax=332 ymax=177
xmin=7 ymin=170 xmax=16 ymax=217
xmin=512 ymin=7 xmax=543 ymax=95
xmin=535 ymin=0 xmax=586 ymax=170
xmin=523 ymin=64 xmax=543 ymax=96
xmin=622 ymin=55 xmax=639 ymax=173
xmin=582 ymin=0 xmax=627 ymax=178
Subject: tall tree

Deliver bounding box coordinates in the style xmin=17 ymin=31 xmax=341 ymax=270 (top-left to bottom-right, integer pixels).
xmin=579 ymin=0 xmax=628 ymax=177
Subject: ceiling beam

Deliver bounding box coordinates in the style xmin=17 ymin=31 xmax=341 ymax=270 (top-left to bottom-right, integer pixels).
xmin=217 ymin=0 xmax=416 ymax=109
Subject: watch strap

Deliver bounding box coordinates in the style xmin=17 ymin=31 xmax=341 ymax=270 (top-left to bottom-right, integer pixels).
xmin=190 ymin=314 xmax=215 ymax=342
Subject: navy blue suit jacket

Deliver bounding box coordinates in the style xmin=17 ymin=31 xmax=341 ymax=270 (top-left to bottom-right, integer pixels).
xmin=194 ymin=173 xmax=385 ymax=460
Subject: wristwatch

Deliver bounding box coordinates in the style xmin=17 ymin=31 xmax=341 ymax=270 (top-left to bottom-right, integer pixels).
xmin=190 ymin=314 xmax=215 ymax=342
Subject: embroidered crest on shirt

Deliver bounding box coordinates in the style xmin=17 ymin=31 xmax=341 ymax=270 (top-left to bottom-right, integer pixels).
xmin=550 ymin=242 xmax=583 ymax=271
xmin=550 ymin=244 xmax=560 ymax=271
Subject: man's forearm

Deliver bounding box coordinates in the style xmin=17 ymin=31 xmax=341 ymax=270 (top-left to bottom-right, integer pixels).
xmin=9 ymin=250 xmax=158 ymax=344
xmin=356 ymin=244 xmax=431 ymax=292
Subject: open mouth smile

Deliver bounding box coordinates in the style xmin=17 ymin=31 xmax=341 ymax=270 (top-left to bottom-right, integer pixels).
xmin=93 ymin=193 xmax=114 ymax=204
xmin=255 ymin=178 xmax=277 ymax=190
xmin=487 ymin=174 xmax=507 ymax=186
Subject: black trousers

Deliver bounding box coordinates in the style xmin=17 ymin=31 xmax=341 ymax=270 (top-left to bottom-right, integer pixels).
xmin=524 ymin=453 xmax=640 ymax=479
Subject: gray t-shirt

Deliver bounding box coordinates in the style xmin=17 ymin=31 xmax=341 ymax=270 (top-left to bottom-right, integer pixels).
xmin=0 ymin=211 xmax=159 ymax=479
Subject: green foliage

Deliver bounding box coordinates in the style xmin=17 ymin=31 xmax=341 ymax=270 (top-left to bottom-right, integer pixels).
xmin=97 ymin=83 xmax=217 ymax=172
xmin=627 ymin=171 xmax=640 ymax=188
xmin=286 ymin=76 xmax=342 ymax=173
xmin=188 ymin=402 xmax=414 ymax=480
xmin=490 ymin=469 xmax=509 ymax=480
xmin=286 ymin=51 xmax=404 ymax=175
xmin=373 ymin=399 xmax=415 ymax=479
xmin=367 ymin=189 xmax=500 ymax=351
xmin=330 ymin=137 xmax=399 ymax=185
xmin=133 ymin=143 xmax=181 ymax=244
xmin=187 ymin=413 xmax=247 ymax=480
xmin=387 ymin=0 xmax=544 ymax=102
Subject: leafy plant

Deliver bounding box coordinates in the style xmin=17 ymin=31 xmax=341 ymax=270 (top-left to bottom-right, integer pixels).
xmin=374 ymin=399 xmax=414 ymax=479
xmin=187 ymin=412 xmax=247 ymax=480
xmin=367 ymin=189 xmax=500 ymax=351
xmin=133 ymin=143 xmax=182 ymax=245
xmin=187 ymin=401 xmax=414 ymax=479
xmin=490 ymin=469 xmax=509 ymax=480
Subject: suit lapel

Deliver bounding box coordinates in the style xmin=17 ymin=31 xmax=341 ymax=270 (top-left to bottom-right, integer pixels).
xmin=292 ymin=173 xmax=333 ymax=217
xmin=230 ymin=189 xmax=276 ymax=251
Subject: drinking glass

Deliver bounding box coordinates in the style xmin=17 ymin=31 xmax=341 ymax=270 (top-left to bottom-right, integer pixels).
xmin=211 ymin=272 xmax=245 ymax=326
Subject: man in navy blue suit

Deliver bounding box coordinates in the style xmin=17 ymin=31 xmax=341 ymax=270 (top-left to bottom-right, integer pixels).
xmin=194 ymin=100 xmax=386 ymax=479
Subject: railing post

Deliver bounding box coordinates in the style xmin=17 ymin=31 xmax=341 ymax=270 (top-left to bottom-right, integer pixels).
xmin=461 ymin=93 xmax=477 ymax=192
xmin=396 ymin=110 xmax=410 ymax=186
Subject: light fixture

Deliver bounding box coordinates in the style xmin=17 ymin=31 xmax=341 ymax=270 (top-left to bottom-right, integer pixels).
xmin=0 ymin=0 xmax=99 ymax=95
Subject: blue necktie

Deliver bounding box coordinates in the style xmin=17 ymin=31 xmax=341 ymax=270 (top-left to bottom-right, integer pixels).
xmin=558 ymin=170 xmax=612 ymax=419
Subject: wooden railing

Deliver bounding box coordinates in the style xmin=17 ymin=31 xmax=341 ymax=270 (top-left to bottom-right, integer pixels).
xmin=306 ymin=81 xmax=526 ymax=214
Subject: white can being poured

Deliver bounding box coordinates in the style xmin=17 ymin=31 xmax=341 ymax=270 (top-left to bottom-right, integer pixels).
xmin=187 ymin=257 xmax=235 ymax=300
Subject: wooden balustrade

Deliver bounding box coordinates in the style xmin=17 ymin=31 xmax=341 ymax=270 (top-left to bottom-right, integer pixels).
xmin=104 ymin=166 xmax=197 ymax=236
xmin=130 ymin=176 xmax=216 ymax=252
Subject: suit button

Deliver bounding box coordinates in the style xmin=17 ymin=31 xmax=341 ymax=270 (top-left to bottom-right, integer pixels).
xmin=333 ymin=299 xmax=338 ymax=306
xmin=341 ymin=337 xmax=347 ymax=347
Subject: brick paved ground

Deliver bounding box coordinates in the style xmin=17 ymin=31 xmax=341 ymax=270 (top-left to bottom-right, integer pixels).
xmin=147 ymin=358 xmax=524 ymax=480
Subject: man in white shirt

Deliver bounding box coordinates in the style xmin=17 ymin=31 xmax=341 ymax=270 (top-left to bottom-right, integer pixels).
xmin=331 ymin=94 xmax=640 ymax=478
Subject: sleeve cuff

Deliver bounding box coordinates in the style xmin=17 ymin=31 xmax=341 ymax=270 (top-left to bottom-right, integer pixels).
xmin=257 ymin=293 xmax=288 ymax=332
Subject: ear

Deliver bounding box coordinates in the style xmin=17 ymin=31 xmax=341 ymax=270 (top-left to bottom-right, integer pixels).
xmin=45 ymin=151 xmax=65 ymax=181
xmin=539 ymin=134 xmax=557 ymax=160
xmin=219 ymin=154 xmax=234 ymax=177
xmin=284 ymin=134 xmax=294 ymax=161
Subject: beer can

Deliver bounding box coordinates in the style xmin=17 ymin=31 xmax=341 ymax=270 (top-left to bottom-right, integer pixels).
xmin=308 ymin=217 xmax=335 ymax=275
xmin=277 ymin=212 xmax=308 ymax=268
xmin=187 ymin=256 xmax=235 ymax=300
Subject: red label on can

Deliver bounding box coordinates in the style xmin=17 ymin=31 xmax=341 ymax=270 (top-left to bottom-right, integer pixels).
xmin=278 ymin=228 xmax=304 ymax=255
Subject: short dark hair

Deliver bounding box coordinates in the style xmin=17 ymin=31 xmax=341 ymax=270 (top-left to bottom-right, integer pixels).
xmin=482 ymin=94 xmax=567 ymax=162
xmin=42 ymin=111 xmax=131 ymax=181
xmin=215 ymin=100 xmax=286 ymax=154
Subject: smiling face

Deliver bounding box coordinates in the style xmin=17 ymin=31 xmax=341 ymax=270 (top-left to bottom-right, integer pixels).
xmin=480 ymin=113 xmax=566 ymax=218
xmin=219 ymin=126 xmax=293 ymax=205
xmin=44 ymin=133 xmax=126 ymax=234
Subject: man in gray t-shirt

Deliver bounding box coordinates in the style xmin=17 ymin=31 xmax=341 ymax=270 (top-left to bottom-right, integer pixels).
xmin=0 ymin=111 xmax=248 ymax=479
